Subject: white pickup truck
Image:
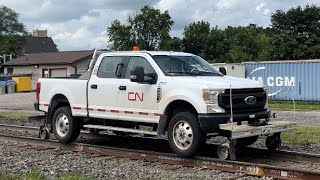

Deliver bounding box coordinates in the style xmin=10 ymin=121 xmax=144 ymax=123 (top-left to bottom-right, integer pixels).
xmin=34 ymin=50 xmax=295 ymax=160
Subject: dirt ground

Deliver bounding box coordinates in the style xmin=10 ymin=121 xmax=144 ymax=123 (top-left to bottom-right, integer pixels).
xmin=0 ymin=92 xmax=43 ymax=115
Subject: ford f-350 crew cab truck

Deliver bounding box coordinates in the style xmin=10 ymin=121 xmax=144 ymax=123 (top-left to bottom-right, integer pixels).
xmin=34 ymin=50 xmax=295 ymax=160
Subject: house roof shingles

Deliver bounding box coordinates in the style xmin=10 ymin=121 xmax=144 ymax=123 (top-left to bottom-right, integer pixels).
xmin=23 ymin=36 xmax=59 ymax=54
xmin=3 ymin=50 xmax=94 ymax=66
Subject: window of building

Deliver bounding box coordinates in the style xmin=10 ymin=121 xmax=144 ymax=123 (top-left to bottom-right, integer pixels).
xmin=7 ymin=68 xmax=13 ymax=74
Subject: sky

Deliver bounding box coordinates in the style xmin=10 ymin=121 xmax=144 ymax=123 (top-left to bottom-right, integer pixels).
xmin=1 ymin=0 xmax=320 ymax=51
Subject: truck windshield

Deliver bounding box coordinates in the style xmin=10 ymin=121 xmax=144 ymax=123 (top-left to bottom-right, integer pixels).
xmin=152 ymin=55 xmax=222 ymax=76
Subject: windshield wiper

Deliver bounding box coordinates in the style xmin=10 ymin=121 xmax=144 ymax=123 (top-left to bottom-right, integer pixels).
xmin=196 ymin=71 xmax=223 ymax=76
xmin=167 ymin=71 xmax=222 ymax=76
xmin=167 ymin=71 xmax=195 ymax=76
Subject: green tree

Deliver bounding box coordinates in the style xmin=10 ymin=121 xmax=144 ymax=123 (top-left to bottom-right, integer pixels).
xmin=107 ymin=6 xmax=174 ymax=51
xmin=0 ymin=5 xmax=26 ymax=57
xmin=222 ymin=24 xmax=272 ymax=63
xmin=107 ymin=20 xmax=132 ymax=50
xmin=182 ymin=23 xmax=272 ymax=62
xmin=203 ymin=27 xmax=228 ymax=62
xmin=159 ymin=37 xmax=182 ymax=51
xmin=271 ymin=5 xmax=320 ymax=59
xmin=182 ymin=21 xmax=210 ymax=57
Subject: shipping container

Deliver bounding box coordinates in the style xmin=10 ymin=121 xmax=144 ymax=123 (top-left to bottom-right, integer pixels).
xmin=244 ymin=60 xmax=320 ymax=101
xmin=211 ymin=63 xmax=245 ymax=78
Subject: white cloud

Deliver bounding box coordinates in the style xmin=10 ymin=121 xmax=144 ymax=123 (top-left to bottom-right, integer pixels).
xmin=2 ymin=0 xmax=320 ymax=50
xmin=217 ymin=0 xmax=234 ymax=9
xmin=256 ymin=3 xmax=270 ymax=16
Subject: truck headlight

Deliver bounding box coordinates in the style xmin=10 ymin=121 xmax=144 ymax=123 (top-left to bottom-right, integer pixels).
xmin=203 ymin=90 xmax=225 ymax=113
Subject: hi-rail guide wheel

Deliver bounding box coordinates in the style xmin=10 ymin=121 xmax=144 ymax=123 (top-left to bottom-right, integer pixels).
xmin=266 ymin=133 xmax=282 ymax=152
xmin=217 ymin=140 xmax=237 ymax=160
xmin=39 ymin=125 xmax=50 ymax=140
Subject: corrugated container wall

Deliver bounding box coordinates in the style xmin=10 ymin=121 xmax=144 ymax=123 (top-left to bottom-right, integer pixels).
xmin=245 ymin=61 xmax=320 ymax=101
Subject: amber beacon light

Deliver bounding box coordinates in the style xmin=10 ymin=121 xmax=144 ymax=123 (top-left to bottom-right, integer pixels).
xmin=132 ymin=46 xmax=140 ymax=51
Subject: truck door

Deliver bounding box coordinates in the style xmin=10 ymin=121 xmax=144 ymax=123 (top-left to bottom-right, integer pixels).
xmin=118 ymin=56 xmax=160 ymax=123
xmin=88 ymin=56 xmax=124 ymax=119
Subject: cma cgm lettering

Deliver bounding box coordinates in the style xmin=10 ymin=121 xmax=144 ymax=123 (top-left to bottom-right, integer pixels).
xmin=244 ymin=61 xmax=320 ymax=101
xmin=247 ymin=76 xmax=295 ymax=87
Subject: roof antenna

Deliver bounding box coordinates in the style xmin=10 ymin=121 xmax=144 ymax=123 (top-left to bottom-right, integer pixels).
xmin=92 ymin=48 xmax=97 ymax=59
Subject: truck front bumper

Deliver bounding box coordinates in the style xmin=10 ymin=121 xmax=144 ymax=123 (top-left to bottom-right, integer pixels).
xmin=219 ymin=120 xmax=296 ymax=139
xmin=198 ymin=110 xmax=270 ymax=131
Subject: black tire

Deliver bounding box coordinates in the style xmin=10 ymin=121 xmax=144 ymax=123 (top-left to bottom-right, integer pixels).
xmin=52 ymin=106 xmax=81 ymax=143
xmin=168 ymin=112 xmax=204 ymax=157
xmin=235 ymin=136 xmax=259 ymax=148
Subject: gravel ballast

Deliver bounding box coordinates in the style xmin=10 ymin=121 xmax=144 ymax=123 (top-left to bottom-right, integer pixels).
xmin=1 ymin=93 xmax=320 ymax=179
xmin=0 ymin=140 xmax=260 ymax=180
xmin=273 ymin=110 xmax=320 ymax=126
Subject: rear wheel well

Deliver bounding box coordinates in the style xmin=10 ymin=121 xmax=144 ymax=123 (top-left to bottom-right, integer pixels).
xmin=47 ymin=94 xmax=71 ymax=127
xmin=159 ymin=100 xmax=198 ymax=135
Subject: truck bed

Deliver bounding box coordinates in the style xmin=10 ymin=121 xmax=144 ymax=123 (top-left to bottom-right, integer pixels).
xmin=38 ymin=78 xmax=88 ymax=116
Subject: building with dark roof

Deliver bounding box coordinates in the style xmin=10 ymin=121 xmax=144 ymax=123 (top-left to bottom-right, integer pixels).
xmin=23 ymin=29 xmax=58 ymax=54
xmin=23 ymin=36 xmax=58 ymax=54
xmin=0 ymin=29 xmax=59 ymax=75
xmin=3 ymin=50 xmax=93 ymax=89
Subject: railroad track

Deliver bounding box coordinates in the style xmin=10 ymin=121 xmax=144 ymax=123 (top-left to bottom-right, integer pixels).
xmin=0 ymin=124 xmax=319 ymax=180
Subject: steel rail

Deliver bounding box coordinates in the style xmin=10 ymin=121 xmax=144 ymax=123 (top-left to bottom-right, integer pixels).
xmin=1 ymin=123 xmax=319 ymax=163
xmin=0 ymin=123 xmax=39 ymax=133
xmin=0 ymin=132 xmax=319 ymax=180
xmin=1 ymin=124 xmax=320 ymax=162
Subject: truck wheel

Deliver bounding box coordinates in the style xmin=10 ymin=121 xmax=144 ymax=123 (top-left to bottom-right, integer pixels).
xmin=52 ymin=106 xmax=80 ymax=143
xmin=168 ymin=112 xmax=204 ymax=157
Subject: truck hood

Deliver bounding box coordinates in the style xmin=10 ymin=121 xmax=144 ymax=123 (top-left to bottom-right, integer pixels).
xmin=171 ymin=76 xmax=263 ymax=89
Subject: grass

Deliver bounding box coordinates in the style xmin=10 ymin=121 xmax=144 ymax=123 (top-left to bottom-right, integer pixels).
xmin=269 ymin=101 xmax=320 ymax=111
xmin=282 ymin=125 xmax=320 ymax=145
xmin=0 ymin=112 xmax=28 ymax=120
xmin=0 ymin=170 xmax=92 ymax=180
xmin=0 ymin=170 xmax=44 ymax=180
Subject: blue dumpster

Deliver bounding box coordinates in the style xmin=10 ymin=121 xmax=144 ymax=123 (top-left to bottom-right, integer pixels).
xmin=6 ymin=80 xmax=16 ymax=94
xmin=0 ymin=81 xmax=6 ymax=95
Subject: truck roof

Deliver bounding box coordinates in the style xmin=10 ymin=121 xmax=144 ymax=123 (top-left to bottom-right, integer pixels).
xmin=101 ymin=51 xmax=194 ymax=56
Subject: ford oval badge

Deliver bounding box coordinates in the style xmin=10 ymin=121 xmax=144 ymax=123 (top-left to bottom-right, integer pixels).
xmin=244 ymin=96 xmax=256 ymax=105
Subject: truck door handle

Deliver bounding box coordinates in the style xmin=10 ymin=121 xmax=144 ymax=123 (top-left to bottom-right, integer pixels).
xmin=119 ymin=86 xmax=126 ymax=90
xmin=91 ymin=84 xmax=98 ymax=89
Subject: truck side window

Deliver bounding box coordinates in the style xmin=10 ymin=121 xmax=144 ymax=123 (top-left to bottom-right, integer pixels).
xmin=97 ymin=56 xmax=123 ymax=78
xmin=125 ymin=56 xmax=156 ymax=79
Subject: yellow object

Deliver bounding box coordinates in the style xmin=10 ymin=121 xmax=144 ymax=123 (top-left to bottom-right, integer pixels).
xmin=12 ymin=77 xmax=32 ymax=92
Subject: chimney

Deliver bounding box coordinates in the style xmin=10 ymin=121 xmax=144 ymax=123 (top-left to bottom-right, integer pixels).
xmin=32 ymin=29 xmax=48 ymax=37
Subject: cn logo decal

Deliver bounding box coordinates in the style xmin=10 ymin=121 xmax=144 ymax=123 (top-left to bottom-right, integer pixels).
xmin=247 ymin=66 xmax=295 ymax=97
xmin=128 ymin=92 xmax=144 ymax=102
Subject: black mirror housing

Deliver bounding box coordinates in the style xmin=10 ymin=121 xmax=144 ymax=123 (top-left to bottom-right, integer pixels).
xmin=130 ymin=66 xmax=145 ymax=83
xmin=219 ymin=67 xmax=226 ymax=75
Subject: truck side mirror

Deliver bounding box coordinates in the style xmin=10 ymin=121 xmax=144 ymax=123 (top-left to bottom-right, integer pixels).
xmin=130 ymin=66 xmax=145 ymax=83
xmin=219 ymin=67 xmax=226 ymax=75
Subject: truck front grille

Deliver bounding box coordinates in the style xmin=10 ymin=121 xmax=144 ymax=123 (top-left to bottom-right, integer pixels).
xmin=218 ymin=88 xmax=267 ymax=114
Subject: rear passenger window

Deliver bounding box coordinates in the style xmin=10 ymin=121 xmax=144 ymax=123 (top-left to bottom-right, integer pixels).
xmin=125 ymin=56 xmax=156 ymax=79
xmin=97 ymin=56 xmax=123 ymax=78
